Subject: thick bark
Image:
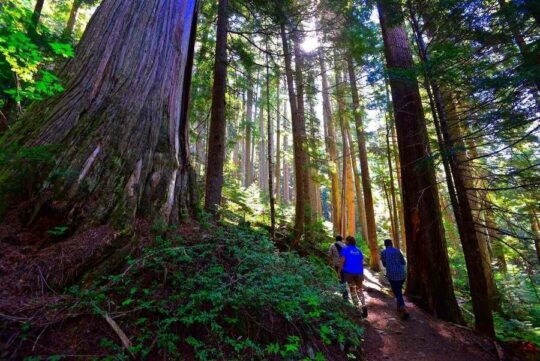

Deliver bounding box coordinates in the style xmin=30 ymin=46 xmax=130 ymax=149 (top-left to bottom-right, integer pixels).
xmin=292 ymin=29 xmax=312 ymax=229
xmin=347 ymin=56 xmax=380 ymax=269
xmin=318 ymin=50 xmax=342 ymax=235
xmin=0 ymin=0 xmax=198 ymax=285
xmin=64 ymin=0 xmax=82 ymax=37
xmin=204 ymin=0 xmax=229 ymax=213
xmin=377 ymin=0 xmax=461 ymax=323
xmin=408 ymin=5 xmax=494 ymax=335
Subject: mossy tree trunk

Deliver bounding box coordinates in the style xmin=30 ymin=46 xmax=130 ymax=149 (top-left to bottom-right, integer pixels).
xmin=0 ymin=0 xmax=198 ymax=286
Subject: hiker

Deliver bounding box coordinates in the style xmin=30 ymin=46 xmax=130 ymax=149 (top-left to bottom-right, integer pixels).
xmin=380 ymin=239 xmax=409 ymax=319
xmin=328 ymin=235 xmax=348 ymax=300
xmin=339 ymin=236 xmax=368 ymax=317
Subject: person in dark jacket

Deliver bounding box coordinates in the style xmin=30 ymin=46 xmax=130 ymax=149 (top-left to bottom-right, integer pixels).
xmin=380 ymin=239 xmax=409 ymax=319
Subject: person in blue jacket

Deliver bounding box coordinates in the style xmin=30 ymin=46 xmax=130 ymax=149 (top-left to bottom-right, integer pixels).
xmin=380 ymin=239 xmax=409 ymax=319
xmin=339 ymin=236 xmax=368 ymax=318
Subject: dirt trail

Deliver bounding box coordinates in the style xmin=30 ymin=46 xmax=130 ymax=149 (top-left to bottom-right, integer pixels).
xmin=360 ymin=271 xmax=508 ymax=361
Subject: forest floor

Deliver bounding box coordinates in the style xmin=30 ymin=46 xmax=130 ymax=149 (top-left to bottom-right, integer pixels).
xmin=360 ymin=271 xmax=516 ymax=361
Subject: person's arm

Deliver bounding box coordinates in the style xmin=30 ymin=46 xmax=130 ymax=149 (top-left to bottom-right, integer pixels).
xmin=380 ymin=251 xmax=387 ymax=267
xmin=399 ymin=251 xmax=406 ymax=265
xmin=338 ymin=256 xmax=345 ymax=274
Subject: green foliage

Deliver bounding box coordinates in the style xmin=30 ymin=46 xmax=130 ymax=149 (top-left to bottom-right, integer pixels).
xmin=0 ymin=1 xmax=73 ymax=106
xmin=66 ymin=223 xmax=362 ymax=360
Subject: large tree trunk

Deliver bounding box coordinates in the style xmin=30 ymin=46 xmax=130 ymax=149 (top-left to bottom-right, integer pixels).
xmin=0 ymin=0 xmax=198 ymax=288
xmin=204 ymin=0 xmax=229 ymax=213
xmin=318 ymin=50 xmax=342 ymax=235
xmin=347 ymin=56 xmax=380 ymax=269
xmin=408 ymin=4 xmax=495 ymax=335
xmin=64 ymin=0 xmax=82 ymax=37
xmin=377 ymin=0 xmax=461 ymax=323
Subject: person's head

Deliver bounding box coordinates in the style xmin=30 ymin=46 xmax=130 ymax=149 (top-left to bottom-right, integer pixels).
xmin=335 ymin=235 xmax=343 ymax=242
xmin=346 ymin=236 xmax=356 ymax=246
xmin=384 ymin=239 xmax=393 ymax=248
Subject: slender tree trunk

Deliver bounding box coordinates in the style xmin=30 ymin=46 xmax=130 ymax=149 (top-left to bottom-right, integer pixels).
xmin=266 ymin=50 xmax=276 ymax=239
xmin=530 ymin=207 xmax=540 ymax=263
xmin=347 ymin=56 xmax=380 ymax=269
xmin=283 ymin=132 xmax=290 ymax=204
xmin=204 ymin=0 xmax=228 ymax=213
xmin=244 ymin=84 xmax=254 ymax=187
xmin=386 ymin=116 xmax=400 ymax=247
xmin=280 ymin=22 xmax=310 ymax=242
xmin=29 ymin=0 xmax=45 ymax=35
xmin=335 ymin=67 xmax=355 ymax=237
xmin=64 ymin=0 xmax=82 ymax=37
xmin=378 ymin=0 xmax=461 ymax=323
xmin=347 ymin=127 xmax=369 ymax=243
xmin=318 ymin=50 xmax=342 ymax=235
xmin=275 ymin=81 xmax=281 ymax=203
xmin=0 ymin=0 xmax=198 ymax=288
xmin=258 ymin=95 xmax=267 ymax=192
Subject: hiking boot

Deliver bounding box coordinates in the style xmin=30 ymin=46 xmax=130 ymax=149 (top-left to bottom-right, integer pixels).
xmin=397 ymin=306 xmax=409 ymax=320
xmin=362 ymin=306 xmax=368 ymax=318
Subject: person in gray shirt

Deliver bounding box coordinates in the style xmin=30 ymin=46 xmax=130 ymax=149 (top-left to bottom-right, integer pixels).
xmin=328 ymin=235 xmax=348 ymax=300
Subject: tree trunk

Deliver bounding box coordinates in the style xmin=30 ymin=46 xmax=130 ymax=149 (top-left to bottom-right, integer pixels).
xmin=335 ymin=67 xmax=355 ymax=237
xmin=0 ymin=0 xmax=198 ymax=288
xmin=29 ymin=0 xmax=45 ymax=35
xmin=385 ymin=115 xmax=400 ymax=247
xmin=347 ymin=56 xmax=380 ymax=269
xmin=275 ymin=80 xmax=281 ymax=203
xmin=530 ymin=207 xmax=540 ymax=263
xmin=283 ymin=132 xmax=290 ymax=204
xmin=408 ymin=4 xmax=494 ymax=335
xmin=244 ymin=84 xmax=254 ymax=188
xmin=266 ymin=50 xmax=275 ymax=239
xmin=377 ymin=0 xmax=461 ymax=323
xmin=280 ymin=22 xmax=310 ymax=242
xmin=204 ymin=0 xmax=229 ymax=213
xmin=318 ymin=50 xmax=342 ymax=235
xmin=258 ymin=95 xmax=267 ymax=192
xmin=64 ymin=0 xmax=82 ymax=37
xmin=348 ymin=126 xmax=369 ymax=244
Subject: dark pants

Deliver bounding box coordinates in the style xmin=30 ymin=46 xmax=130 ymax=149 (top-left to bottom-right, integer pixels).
xmin=335 ymin=266 xmax=348 ymax=300
xmin=389 ymin=279 xmax=405 ymax=308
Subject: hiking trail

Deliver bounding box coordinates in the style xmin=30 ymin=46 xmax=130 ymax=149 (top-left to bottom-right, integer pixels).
xmin=360 ymin=270 xmax=509 ymax=361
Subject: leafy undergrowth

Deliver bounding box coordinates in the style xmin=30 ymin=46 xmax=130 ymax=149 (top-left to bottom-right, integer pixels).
xmin=9 ymin=222 xmax=363 ymax=360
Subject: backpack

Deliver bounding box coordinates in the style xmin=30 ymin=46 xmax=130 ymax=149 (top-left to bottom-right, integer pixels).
xmin=334 ymin=242 xmax=343 ymax=254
